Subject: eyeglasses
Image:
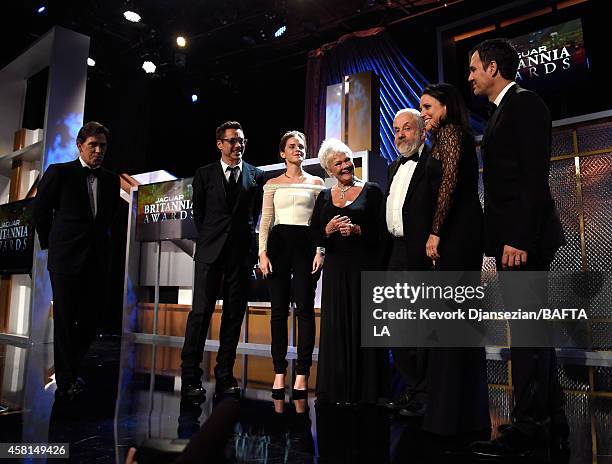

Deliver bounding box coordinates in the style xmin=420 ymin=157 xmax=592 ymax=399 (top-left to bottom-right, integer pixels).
xmin=221 ymin=138 xmax=247 ymax=146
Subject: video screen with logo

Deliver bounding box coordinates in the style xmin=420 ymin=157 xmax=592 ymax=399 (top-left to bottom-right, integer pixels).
xmin=510 ymin=19 xmax=586 ymax=96
xmin=135 ymin=178 xmax=198 ymax=242
xmin=0 ymin=199 xmax=35 ymax=275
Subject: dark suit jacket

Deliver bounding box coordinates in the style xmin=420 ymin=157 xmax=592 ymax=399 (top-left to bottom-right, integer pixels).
xmin=192 ymin=161 xmax=264 ymax=266
xmin=384 ymin=145 xmax=435 ymax=270
xmin=481 ymin=84 xmax=564 ymax=258
xmin=32 ymin=158 xmax=120 ymax=275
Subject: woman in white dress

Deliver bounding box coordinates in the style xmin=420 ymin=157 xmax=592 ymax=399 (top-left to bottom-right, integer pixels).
xmin=258 ymin=131 xmax=325 ymax=412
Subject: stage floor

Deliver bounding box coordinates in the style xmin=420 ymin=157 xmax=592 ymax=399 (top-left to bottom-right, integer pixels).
xmin=0 ymin=337 xmax=610 ymax=463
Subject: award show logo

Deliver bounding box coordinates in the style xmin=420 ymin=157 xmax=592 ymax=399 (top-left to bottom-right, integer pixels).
xmin=512 ymin=19 xmax=586 ymax=83
xmin=0 ymin=199 xmax=35 ymax=274
xmin=0 ymin=219 xmax=30 ymax=252
xmin=142 ymin=194 xmax=193 ymax=224
xmin=136 ymin=178 xmax=198 ymax=242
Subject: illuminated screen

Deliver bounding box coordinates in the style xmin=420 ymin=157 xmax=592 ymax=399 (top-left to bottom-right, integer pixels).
xmin=135 ymin=178 xmax=197 ymax=242
xmin=510 ymin=19 xmax=586 ymax=94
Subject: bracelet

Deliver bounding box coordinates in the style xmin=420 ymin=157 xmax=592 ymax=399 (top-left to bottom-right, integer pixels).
xmin=316 ymin=247 xmax=326 ymax=255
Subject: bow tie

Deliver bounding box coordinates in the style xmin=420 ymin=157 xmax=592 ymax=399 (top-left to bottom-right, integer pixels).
xmin=83 ymin=166 xmax=101 ymax=178
xmin=399 ymin=151 xmax=419 ymax=164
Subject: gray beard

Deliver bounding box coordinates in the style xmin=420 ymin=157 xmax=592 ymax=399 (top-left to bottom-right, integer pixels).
xmin=396 ymin=139 xmax=420 ymax=157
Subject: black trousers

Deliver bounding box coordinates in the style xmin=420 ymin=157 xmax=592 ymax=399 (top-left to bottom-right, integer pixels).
xmin=49 ymin=254 xmax=100 ymax=390
xmin=181 ymin=240 xmax=251 ymax=381
xmin=496 ymin=252 xmax=565 ymax=433
xmin=387 ymin=238 xmax=428 ymax=393
xmin=266 ymin=225 xmax=319 ymax=375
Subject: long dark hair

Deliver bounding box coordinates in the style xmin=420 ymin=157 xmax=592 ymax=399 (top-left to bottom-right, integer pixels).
xmin=421 ymin=83 xmax=472 ymax=136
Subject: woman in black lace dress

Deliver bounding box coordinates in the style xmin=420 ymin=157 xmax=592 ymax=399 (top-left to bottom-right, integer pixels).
xmin=418 ymin=83 xmax=490 ymax=436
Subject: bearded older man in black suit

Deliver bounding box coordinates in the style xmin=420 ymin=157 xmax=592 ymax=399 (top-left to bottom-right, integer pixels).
xmin=383 ymin=108 xmax=433 ymax=417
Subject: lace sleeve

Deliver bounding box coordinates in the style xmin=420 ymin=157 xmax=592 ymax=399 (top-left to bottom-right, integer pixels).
xmin=431 ymin=125 xmax=462 ymax=236
xmin=258 ymin=186 xmax=275 ymax=255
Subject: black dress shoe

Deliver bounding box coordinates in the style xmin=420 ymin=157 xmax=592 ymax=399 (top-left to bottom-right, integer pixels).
xmin=181 ymin=381 xmax=206 ymax=399
xmin=398 ymin=399 xmax=426 ymax=417
xmin=385 ymin=391 xmax=413 ymax=410
xmin=55 ymin=381 xmax=85 ymax=400
xmin=215 ymin=376 xmax=240 ymax=395
xmin=497 ymin=417 xmax=570 ymax=458
xmin=470 ymin=424 xmax=548 ymax=458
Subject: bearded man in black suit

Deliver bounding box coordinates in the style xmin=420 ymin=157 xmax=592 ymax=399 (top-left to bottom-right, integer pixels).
xmin=180 ymin=121 xmax=265 ymax=399
xmin=468 ymin=38 xmax=568 ymax=458
xmin=383 ymin=108 xmax=434 ymax=418
xmin=33 ymin=121 xmax=120 ymax=400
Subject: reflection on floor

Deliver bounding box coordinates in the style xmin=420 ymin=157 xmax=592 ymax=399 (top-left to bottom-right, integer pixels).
xmin=0 ymin=338 xmax=610 ymax=463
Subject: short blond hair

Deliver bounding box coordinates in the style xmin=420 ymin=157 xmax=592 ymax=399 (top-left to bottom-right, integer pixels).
xmin=317 ymin=138 xmax=352 ymax=175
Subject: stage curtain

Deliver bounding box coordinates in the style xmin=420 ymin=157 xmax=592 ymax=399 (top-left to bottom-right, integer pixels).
xmin=305 ymin=27 xmax=486 ymax=165
xmin=304 ymin=27 xmax=430 ymax=165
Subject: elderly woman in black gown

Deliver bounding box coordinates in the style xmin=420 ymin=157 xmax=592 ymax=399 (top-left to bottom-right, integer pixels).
xmin=311 ymin=138 xmax=388 ymax=405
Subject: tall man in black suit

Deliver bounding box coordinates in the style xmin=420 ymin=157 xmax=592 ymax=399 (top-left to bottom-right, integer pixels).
xmin=468 ymin=39 xmax=568 ymax=457
xmin=32 ymin=121 xmax=120 ymax=399
xmin=384 ymin=108 xmax=434 ymax=417
xmin=181 ymin=121 xmax=264 ymax=399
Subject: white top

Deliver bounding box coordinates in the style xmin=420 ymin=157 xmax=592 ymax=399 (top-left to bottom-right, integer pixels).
xmin=386 ymin=144 xmax=424 ymax=237
xmin=258 ymin=183 xmax=326 ymax=254
xmin=220 ymin=159 xmax=242 ymax=182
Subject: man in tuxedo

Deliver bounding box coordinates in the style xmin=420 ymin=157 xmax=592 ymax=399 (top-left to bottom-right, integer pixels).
xmin=32 ymin=121 xmax=120 ymax=400
xmin=384 ymin=108 xmax=433 ymax=417
xmin=467 ymin=39 xmax=568 ymax=457
xmin=180 ymin=121 xmax=264 ymax=399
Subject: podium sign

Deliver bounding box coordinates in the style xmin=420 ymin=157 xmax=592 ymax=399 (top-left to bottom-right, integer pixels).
xmin=0 ymin=199 xmax=35 ymax=275
xmin=135 ymin=178 xmax=198 ymax=242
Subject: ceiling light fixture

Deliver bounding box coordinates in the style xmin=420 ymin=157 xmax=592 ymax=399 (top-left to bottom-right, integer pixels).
xmin=191 ymin=94 xmax=198 ymax=103
xmin=176 ymin=36 xmax=187 ymax=47
xmin=87 ymin=58 xmax=96 ymax=67
xmin=274 ymin=25 xmax=287 ymax=38
xmin=36 ymin=5 xmax=47 ymax=14
xmin=142 ymin=61 xmax=156 ymax=74
xmin=123 ymin=11 xmax=141 ymax=22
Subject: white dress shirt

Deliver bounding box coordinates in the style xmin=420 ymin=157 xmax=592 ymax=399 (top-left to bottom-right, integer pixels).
xmin=220 ymin=159 xmax=243 ymax=182
xmin=386 ymin=144 xmax=424 ymax=237
xmin=493 ymin=82 xmax=516 ymax=107
xmin=79 ymin=156 xmax=99 ymax=216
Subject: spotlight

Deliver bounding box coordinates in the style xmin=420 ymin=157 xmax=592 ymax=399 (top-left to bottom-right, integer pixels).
xmin=87 ymin=58 xmax=96 ymax=67
xmin=123 ymin=10 xmax=141 ymax=22
xmin=274 ymin=25 xmax=287 ymax=38
xmin=36 ymin=5 xmax=46 ymax=14
xmin=176 ymin=36 xmax=187 ymax=48
xmin=142 ymin=60 xmax=156 ymax=74
xmin=191 ymin=94 xmax=199 ymax=103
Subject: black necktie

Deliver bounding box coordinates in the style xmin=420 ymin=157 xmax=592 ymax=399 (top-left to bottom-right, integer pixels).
xmin=399 ymin=151 xmax=419 ymax=165
xmin=226 ymin=166 xmax=239 ymax=205
xmin=227 ymin=166 xmax=239 ymax=187
xmin=486 ymin=101 xmax=497 ymax=118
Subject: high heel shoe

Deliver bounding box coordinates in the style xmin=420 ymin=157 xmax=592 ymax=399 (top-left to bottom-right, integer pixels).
xmin=271 ymin=387 xmax=285 ymax=400
xmin=291 ymin=388 xmax=308 ymax=400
